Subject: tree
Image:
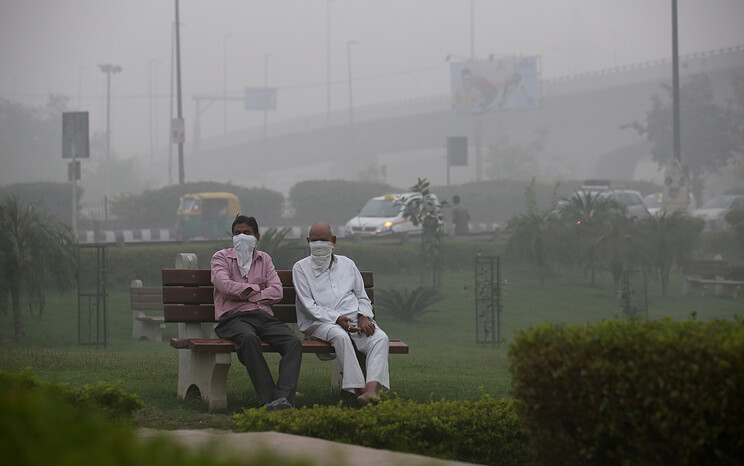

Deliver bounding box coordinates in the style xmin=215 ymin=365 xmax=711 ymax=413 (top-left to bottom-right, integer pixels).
xmin=557 ymin=191 xmax=616 ymax=285
xmin=485 ymin=128 xmax=547 ymax=180
xmin=629 ymin=73 xmax=737 ymax=203
xmin=505 ymin=177 xmax=560 ymax=283
xmin=0 ymin=196 xmax=76 ymax=342
xmin=636 ymin=211 xmax=703 ymax=296
xmin=0 ymin=96 xmax=70 ymax=186
xmin=397 ymin=178 xmax=447 ymax=286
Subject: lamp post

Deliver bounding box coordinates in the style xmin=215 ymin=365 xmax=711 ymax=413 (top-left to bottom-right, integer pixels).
xmin=223 ymin=33 xmax=231 ymax=135
xmin=149 ymin=59 xmax=160 ymax=165
xmin=263 ymin=53 xmax=272 ymax=141
xmin=98 ymin=63 xmax=121 ymax=207
xmin=671 ymin=0 xmax=680 ymax=163
xmin=326 ymin=0 xmax=333 ymax=122
xmin=346 ymin=40 xmax=357 ymax=177
xmin=347 ymin=40 xmax=356 ymax=126
xmin=470 ymin=0 xmax=475 ymax=60
xmin=174 ymin=0 xmax=185 ymax=184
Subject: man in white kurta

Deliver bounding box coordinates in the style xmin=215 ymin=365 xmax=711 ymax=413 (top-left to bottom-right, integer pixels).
xmin=292 ymin=222 xmax=390 ymax=404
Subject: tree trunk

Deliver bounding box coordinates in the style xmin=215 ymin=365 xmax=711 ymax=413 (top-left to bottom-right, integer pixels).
xmin=11 ymin=282 xmax=23 ymax=343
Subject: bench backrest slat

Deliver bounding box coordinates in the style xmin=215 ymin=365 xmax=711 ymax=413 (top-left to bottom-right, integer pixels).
xmin=130 ymin=287 xmax=164 ymax=311
xmin=162 ymin=268 xmax=373 ymax=324
xmin=162 ymin=269 xmax=373 ymax=288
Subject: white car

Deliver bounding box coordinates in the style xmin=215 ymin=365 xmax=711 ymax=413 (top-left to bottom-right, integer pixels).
xmin=690 ymin=195 xmax=744 ymax=230
xmin=643 ymin=192 xmax=697 ymax=215
xmin=344 ymin=193 xmax=440 ymax=239
xmin=598 ymin=189 xmax=649 ymax=219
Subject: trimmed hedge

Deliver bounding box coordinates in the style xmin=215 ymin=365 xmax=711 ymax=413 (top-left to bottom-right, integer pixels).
xmin=509 ymin=319 xmax=744 ymax=465
xmin=110 ymin=181 xmax=285 ymax=228
xmin=289 ymin=179 xmax=398 ymax=225
xmin=233 ymin=395 xmax=535 ymax=465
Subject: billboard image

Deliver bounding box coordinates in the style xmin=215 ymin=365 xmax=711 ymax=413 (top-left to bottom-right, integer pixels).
xmin=450 ymin=56 xmax=540 ymax=113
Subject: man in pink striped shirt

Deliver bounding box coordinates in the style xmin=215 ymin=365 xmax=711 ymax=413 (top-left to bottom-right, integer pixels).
xmin=211 ymin=215 xmax=301 ymax=410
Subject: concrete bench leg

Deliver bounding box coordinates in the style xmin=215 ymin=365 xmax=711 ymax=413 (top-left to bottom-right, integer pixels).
xmin=177 ymin=349 xmax=232 ymax=411
xmin=132 ymin=311 xmax=165 ymax=342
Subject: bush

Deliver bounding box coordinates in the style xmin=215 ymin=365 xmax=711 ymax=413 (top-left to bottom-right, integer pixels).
xmin=289 ymin=180 xmax=398 ymax=225
xmin=0 ymin=182 xmax=78 ymax=226
xmin=698 ymin=229 xmax=741 ymax=260
xmin=110 ymin=181 xmax=285 ymax=229
xmin=233 ymin=394 xmax=534 ymax=465
xmin=509 ymin=319 xmax=744 ymax=465
xmin=375 ymin=286 xmax=443 ymax=321
xmin=0 ymin=369 xmax=306 ymax=466
xmin=433 ymin=178 xmax=661 ymax=225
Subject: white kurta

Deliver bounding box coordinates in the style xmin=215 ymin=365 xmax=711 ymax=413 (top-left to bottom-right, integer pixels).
xmin=293 ymin=254 xmax=390 ymax=391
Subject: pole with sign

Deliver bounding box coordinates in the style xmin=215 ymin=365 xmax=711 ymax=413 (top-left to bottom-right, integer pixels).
xmin=63 ymin=111 xmax=90 ymax=238
xmin=446 ymin=136 xmax=468 ymax=186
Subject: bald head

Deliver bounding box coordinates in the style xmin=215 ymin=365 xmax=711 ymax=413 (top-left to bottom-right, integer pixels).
xmin=307 ymin=222 xmax=336 ymax=244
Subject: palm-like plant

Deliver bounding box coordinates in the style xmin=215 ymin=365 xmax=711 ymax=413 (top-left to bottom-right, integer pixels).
xmin=0 ymin=195 xmax=76 ymax=342
xmin=257 ymin=227 xmax=304 ymax=269
xmin=375 ymin=286 xmax=443 ymax=322
xmin=637 ymin=211 xmax=703 ymax=296
xmin=506 ymin=177 xmax=560 ymax=283
xmin=557 ymin=191 xmax=616 ymax=285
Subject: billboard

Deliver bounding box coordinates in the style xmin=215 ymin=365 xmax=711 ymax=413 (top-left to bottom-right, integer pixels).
xmin=450 ymin=56 xmax=540 ymax=113
xmin=244 ymin=87 xmax=277 ymax=111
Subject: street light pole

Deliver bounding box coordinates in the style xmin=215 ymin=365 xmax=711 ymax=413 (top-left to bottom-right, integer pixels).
xmin=347 ymin=40 xmax=356 ymax=126
xmin=175 ymin=0 xmax=185 ymax=184
xmin=470 ymin=0 xmax=475 ymax=60
xmin=98 ymin=63 xmax=121 ymax=209
xmin=326 ymin=0 xmax=333 ymax=122
xmin=149 ymin=59 xmax=159 ymax=165
xmin=671 ymin=0 xmax=681 ymax=163
xmin=263 ymin=53 xmax=272 ymax=141
xmin=223 ymin=33 xmax=230 ymax=135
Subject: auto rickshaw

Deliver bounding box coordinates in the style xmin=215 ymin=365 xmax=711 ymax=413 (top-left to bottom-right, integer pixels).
xmin=176 ymin=192 xmax=241 ymax=239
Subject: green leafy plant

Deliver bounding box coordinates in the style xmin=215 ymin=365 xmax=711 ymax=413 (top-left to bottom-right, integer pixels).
xmin=233 ymin=394 xmax=534 ymax=466
xmin=505 ymin=177 xmax=560 ymax=283
xmin=509 ymin=318 xmax=744 ymax=465
xmin=257 ymin=227 xmax=306 ymax=269
xmin=397 ymin=178 xmax=447 ymax=286
xmin=0 ymin=195 xmax=76 ymax=342
xmin=374 ymin=286 xmax=443 ymax=321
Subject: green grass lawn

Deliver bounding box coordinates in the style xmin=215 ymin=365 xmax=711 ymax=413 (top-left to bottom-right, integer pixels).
xmin=1 ymin=262 xmax=741 ymax=430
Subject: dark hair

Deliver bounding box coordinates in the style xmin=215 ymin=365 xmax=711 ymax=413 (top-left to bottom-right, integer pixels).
xmin=232 ymin=215 xmax=259 ymax=235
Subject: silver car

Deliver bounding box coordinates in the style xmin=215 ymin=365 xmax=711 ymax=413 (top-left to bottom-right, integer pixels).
xmin=690 ymin=195 xmax=744 ymax=230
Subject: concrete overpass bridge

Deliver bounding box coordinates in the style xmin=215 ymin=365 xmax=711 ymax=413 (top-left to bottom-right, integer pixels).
xmin=187 ymin=46 xmax=744 ymax=193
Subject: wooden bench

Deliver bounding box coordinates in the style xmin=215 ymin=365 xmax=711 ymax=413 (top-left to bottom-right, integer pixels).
xmin=130 ymin=280 xmax=166 ymax=342
xmin=682 ymin=259 xmax=744 ymax=298
xmin=162 ymin=267 xmax=409 ymax=411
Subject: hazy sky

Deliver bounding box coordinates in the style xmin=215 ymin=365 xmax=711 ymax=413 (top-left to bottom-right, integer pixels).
xmin=2 ymin=0 xmax=744 ymax=158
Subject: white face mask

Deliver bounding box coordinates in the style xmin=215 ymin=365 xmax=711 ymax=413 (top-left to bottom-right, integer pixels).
xmin=233 ymin=233 xmax=257 ymax=277
xmin=309 ymin=240 xmax=334 ymax=277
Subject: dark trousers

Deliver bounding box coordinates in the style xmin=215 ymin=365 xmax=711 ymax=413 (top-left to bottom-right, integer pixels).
xmin=215 ymin=311 xmax=302 ymax=406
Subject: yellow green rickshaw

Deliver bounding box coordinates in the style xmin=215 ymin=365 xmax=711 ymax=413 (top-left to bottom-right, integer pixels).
xmin=176 ymin=192 xmax=241 ymax=239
